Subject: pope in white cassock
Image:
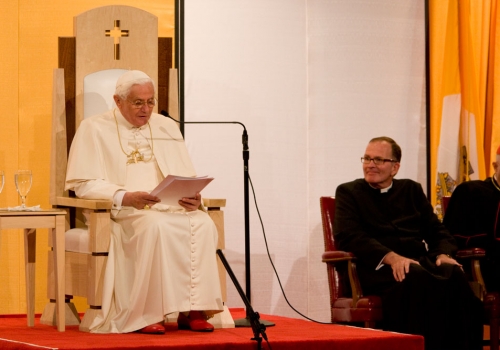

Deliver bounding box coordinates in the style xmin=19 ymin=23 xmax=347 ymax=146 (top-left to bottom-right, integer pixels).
xmin=65 ymin=70 xmax=224 ymax=334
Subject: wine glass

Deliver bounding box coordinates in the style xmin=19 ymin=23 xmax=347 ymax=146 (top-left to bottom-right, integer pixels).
xmin=15 ymin=170 xmax=32 ymax=208
xmin=0 ymin=170 xmax=4 ymax=194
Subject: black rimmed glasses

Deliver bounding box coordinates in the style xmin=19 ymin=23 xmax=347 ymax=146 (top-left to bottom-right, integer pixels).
xmin=361 ymin=157 xmax=397 ymax=165
xmin=126 ymin=98 xmax=157 ymax=109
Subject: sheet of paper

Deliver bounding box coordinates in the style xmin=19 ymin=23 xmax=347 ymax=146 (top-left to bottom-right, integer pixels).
xmin=150 ymin=175 xmax=213 ymax=206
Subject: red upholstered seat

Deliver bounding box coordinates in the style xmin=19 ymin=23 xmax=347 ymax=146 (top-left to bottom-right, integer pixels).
xmin=320 ymin=196 xmax=383 ymax=327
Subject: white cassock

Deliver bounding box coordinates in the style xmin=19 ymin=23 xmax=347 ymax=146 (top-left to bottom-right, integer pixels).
xmin=65 ymin=109 xmax=224 ymax=333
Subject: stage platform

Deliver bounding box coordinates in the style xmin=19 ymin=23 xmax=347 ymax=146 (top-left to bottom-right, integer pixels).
xmin=0 ymin=308 xmax=423 ymax=350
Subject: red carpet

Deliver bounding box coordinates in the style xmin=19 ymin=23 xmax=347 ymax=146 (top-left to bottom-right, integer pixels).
xmin=0 ymin=309 xmax=423 ymax=350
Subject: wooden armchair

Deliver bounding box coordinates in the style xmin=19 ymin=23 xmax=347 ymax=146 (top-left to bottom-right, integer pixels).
xmin=441 ymin=195 xmax=500 ymax=350
xmin=41 ymin=5 xmax=232 ymax=331
xmin=320 ymin=196 xmax=383 ymax=327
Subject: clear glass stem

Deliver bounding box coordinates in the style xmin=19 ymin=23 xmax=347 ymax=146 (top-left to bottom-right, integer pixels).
xmin=20 ymin=196 xmax=26 ymax=208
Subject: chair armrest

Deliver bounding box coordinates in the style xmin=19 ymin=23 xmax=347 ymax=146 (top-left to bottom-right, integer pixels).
xmin=322 ymin=250 xmax=356 ymax=262
xmin=203 ymin=198 xmax=226 ymax=210
xmin=456 ymin=248 xmax=486 ymax=259
xmin=54 ymin=196 xmax=113 ymax=210
xmin=322 ymin=250 xmax=363 ymax=305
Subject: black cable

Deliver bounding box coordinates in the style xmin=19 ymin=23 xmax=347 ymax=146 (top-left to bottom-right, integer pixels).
xmin=248 ymin=173 xmax=333 ymax=325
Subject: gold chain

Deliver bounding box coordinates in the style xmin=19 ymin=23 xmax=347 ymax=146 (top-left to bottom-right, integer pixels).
xmin=113 ymin=108 xmax=154 ymax=164
xmin=492 ymin=175 xmax=500 ymax=192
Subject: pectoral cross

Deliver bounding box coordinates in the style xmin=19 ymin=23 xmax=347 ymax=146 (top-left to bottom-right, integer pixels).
xmin=127 ymin=150 xmax=144 ymax=164
xmin=105 ymin=20 xmax=129 ymax=60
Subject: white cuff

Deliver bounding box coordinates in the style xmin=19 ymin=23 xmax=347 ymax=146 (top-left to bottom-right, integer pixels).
xmin=113 ymin=190 xmax=126 ymax=209
xmin=376 ymin=253 xmax=390 ymax=270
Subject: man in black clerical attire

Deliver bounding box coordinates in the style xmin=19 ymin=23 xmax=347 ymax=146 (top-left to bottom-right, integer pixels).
xmin=443 ymin=145 xmax=500 ymax=293
xmin=334 ymin=136 xmax=483 ymax=350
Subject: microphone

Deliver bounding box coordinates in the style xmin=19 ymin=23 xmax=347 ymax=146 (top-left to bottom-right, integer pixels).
xmin=160 ymin=110 xmax=248 ymax=154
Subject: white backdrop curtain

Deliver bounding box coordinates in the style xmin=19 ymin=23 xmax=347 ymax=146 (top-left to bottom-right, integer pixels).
xmin=183 ymin=0 xmax=426 ymax=321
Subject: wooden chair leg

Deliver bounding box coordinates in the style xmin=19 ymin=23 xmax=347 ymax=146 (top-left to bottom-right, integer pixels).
xmin=40 ymin=298 xmax=80 ymax=326
xmin=490 ymin=318 xmax=499 ymax=350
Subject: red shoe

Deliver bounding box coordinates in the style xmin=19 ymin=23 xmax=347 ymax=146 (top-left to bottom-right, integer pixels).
xmin=136 ymin=323 xmax=165 ymax=334
xmin=177 ymin=311 xmax=214 ymax=332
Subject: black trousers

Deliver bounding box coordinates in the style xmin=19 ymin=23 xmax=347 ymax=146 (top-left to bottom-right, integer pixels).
xmin=362 ymin=257 xmax=483 ymax=350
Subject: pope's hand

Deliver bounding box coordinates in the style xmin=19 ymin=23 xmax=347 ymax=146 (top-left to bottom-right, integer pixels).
xmin=178 ymin=192 xmax=201 ymax=212
xmin=123 ymin=191 xmax=160 ymax=210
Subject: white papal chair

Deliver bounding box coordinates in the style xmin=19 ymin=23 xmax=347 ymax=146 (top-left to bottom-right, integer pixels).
xmin=41 ymin=5 xmax=232 ymax=331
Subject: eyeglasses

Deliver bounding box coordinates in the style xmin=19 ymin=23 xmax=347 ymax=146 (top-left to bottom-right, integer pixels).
xmin=361 ymin=157 xmax=397 ymax=165
xmin=126 ymin=98 xmax=157 ymax=109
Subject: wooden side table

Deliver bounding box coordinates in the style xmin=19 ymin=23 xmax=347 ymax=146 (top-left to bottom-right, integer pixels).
xmin=0 ymin=209 xmax=66 ymax=331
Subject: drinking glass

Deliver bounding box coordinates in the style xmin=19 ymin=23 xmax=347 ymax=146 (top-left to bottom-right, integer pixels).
xmin=0 ymin=170 xmax=4 ymax=194
xmin=15 ymin=170 xmax=32 ymax=208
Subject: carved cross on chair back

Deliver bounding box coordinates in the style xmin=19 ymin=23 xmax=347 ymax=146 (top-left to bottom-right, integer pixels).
xmin=105 ymin=20 xmax=129 ymax=60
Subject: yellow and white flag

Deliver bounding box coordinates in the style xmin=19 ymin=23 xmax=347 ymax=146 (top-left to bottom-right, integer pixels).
xmin=430 ymin=0 xmax=496 ymax=216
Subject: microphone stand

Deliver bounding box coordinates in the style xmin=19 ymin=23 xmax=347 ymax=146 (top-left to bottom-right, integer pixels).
xmin=217 ymin=249 xmax=268 ymax=349
xmin=160 ymin=111 xmax=274 ymax=328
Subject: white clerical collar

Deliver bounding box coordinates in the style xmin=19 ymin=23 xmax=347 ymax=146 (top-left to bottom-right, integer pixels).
xmin=380 ymin=183 xmax=393 ymax=193
xmin=368 ymin=182 xmax=393 ymax=193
